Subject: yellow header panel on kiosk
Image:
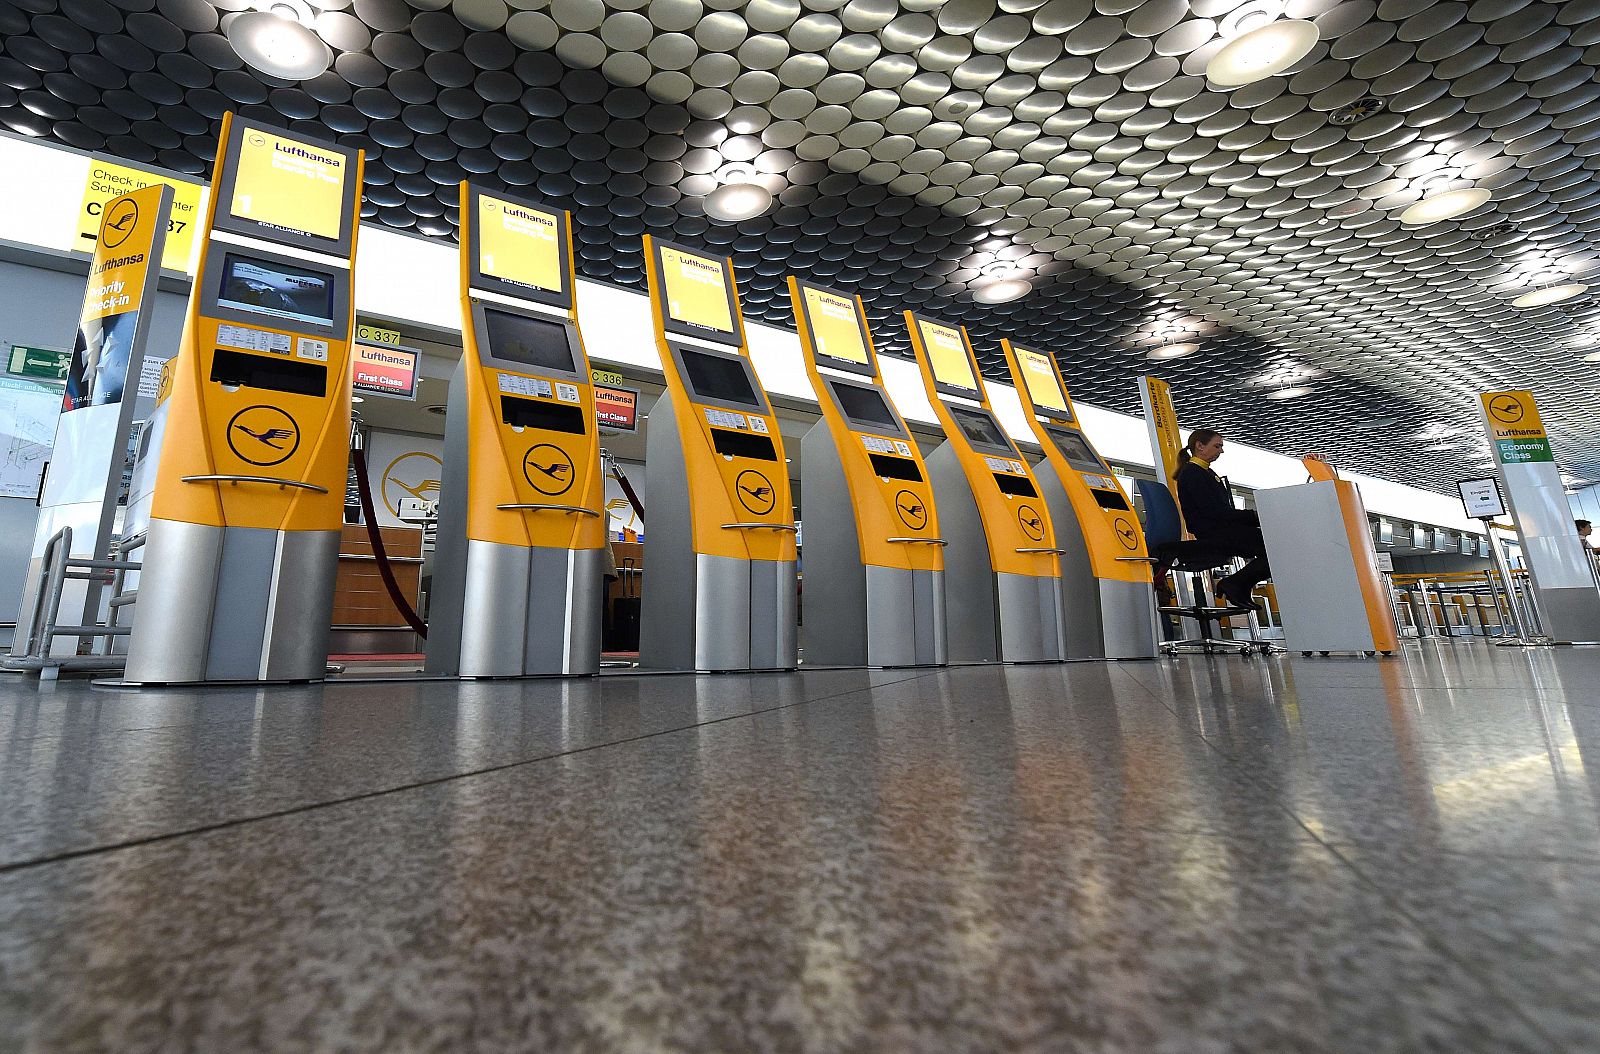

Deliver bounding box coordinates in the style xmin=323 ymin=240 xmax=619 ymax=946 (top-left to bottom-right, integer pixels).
xmin=469 ymin=189 xmax=572 ymax=309
xmin=645 ymin=235 xmax=794 ymax=563
xmin=459 ymin=183 xmax=601 ymax=552
xmin=905 ymin=313 xmax=1058 ymax=579
xmin=1002 ymin=339 xmax=1150 ymax=582
xmin=150 ymin=111 xmax=362 ymax=535
xmin=210 ymin=118 xmax=360 ymax=257
xmin=790 ymin=277 xmax=940 ymax=572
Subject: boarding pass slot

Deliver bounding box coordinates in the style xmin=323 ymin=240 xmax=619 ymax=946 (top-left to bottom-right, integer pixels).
xmin=868 ymin=453 xmax=922 ymax=482
xmin=210 ymin=348 xmax=327 ymax=397
xmin=711 ymin=428 xmax=778 ymax=462
xmin=501 ymin=395 xmax=587 ymax=435
xmin=993 ymin=473 xmax=1037 ymax=498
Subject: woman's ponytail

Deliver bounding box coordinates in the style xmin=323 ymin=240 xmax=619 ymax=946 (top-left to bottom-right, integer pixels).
xmin=1180 ymin=428 xmax=1221 ymax=468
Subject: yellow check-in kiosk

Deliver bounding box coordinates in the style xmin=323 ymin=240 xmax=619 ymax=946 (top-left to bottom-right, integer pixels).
xmin=124 ymin=114 xmax=363 ymax=683
xmin=790 ymin=279 xmax=946 ymax=667
xmin=424 ymin=184 xmax=605 ymax=677
xmin=638 ymin=236 xmax=797 ymax=671
xmin=1000 ymin=340 xmax=1157 ymax=659
xmin=906 ymin=314 xmax=1066 ymax=663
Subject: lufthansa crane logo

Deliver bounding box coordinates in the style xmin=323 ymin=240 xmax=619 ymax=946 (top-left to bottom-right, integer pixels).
xmin=1017 ymin=503 xmax=1045 ymax=542
xmin=523 ymin=443 xmax=575 ymax=495
xmin=102 ymin=196 xmax=138 ymax=250
xmin=735 ymin=469 xmax=776 ymax=515
xmin=226 ymin=405 xmax=299 ymax=467
xmin=1487 ymin=394 xmax=1525 ymax=425
xmin=1113 ymin=516 xmax=1139 ymax=550
xmin=894 ymin=489 xmax=927 ymax=530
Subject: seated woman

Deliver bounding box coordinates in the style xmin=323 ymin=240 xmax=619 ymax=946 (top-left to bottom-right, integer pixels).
xmin=1174 ymin=428 xmax=1270 ymax=611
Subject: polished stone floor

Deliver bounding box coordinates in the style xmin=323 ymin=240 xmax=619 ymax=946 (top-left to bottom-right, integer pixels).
xmin=2 ymin=643 xmax=1599 ymax=1052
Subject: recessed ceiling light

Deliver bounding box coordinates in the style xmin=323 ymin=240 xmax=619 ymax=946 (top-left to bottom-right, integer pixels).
xmin=1573 ymin=332 xmax=1600 ymax=347
xmin=1206 ymin=19 xmax=1320 ymax=88
xmin=1399 ymin=187 xmax=1490 ymax=226
xmin=705 ymin=181 xmax=773 ymax=222
xmin=1146 ymin=342 xmax=1198 ymax=360
xmin=1512 ymin=283 xmax=1589 ymax=308
xmin=226 ymin=10 xmax=331 ymax=81
xmin=1583 ymin=350 xmax=1600 ymax=363
xmin=974 ymin=278 xmax=1031 ymax=304
xmin=1265 ymin=385 xmax=1314 ymax=400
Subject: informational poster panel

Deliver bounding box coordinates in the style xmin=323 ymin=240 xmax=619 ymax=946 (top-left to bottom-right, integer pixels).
xmin=230 ymin=129 xmax=346 ymax=241
xmin=800 ymin=285 xmax=870 ymax=366
xmin=660 ymin=245 xmax=735 ymax=336
xmin=76 ymin=158 xmax=203 ymax=274
xmin=477 ymin=193 xmax=563 ymax=295
xmin=1016 ymin=346 xmax=1070 ymax=417
xmin=919 ymin=319 xmax=978 ymax=395
xmin=352 ymin=344 xmax=419 ymax=400
xmin=1457 ymin=477 xmax=1506 ymax=519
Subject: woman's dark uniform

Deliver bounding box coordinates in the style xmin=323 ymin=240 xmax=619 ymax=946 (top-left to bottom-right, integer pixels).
xmin=1174 ymin=458 xmax=1271 ymax=609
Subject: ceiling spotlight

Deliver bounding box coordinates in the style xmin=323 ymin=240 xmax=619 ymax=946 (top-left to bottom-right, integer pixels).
xmin=1512 ymin=283 xmax=1589 ymax=308
xmin=1399 ymin=187 xmax=1490 ymax=226
xmin=974 ymin=278 xmax=1031 ymax=304
xmin=1572 ymin=331 xmax=1600 ymax=347
xmin=705 ymin=164 xmax=773 ymax=222
xmin=226 ymin=10 xmax=331 ymax=81
xmin=1206 ymin=19 xmax=1320 ymax=88
xmin=1146 ymin=342 xmax=1198 ymax=360
xmin=1583 ymin=350 xmax=1600 ymax=363
xmin=1265 ymin=385 xmax=1314 ymax=400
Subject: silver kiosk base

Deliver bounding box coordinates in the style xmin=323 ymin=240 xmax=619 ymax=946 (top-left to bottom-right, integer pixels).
xmin=637 ymin=394 xmax=797 ymax=672
xmin=124 ymin=518 xmax=339 ymax=683
xmin=800 ymin=421 xmax=946 ymax=667
xmin=426 ymin=361 xmax=602 ymax=678
xmin=1033 ymin=468 xmax=1157 ymax=659
xmin=924 ymin=444 xmax=1066 ymax=663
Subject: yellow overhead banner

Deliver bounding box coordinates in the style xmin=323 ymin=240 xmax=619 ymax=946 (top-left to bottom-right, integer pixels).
xmin=1481 ymin=389 xmax=1554 ymax=464
xmin=477 ymin=193 xmax=563 ymax=294
xmin=77 ymin=159 xmax=202 ymax=274
xmin=1017 ymin=346 xmax=1069 ymax=415
xmin=231 ymin=128 xmax=347 ymax=241
xmin=660 ymin=246 xmax=734 ymax=334
xmin=802 ymin=285 xmax=870 ymax=365
xmin=920 ymin=319 xmax=977 ymax=392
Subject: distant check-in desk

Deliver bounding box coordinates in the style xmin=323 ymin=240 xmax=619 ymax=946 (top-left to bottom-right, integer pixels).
xmin=1255 ymin=477 xmax=1398 ymax=656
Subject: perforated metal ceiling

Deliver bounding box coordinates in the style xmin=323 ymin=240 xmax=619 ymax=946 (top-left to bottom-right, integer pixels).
xmin=3 ymin=0 xmax=1600 ymax=492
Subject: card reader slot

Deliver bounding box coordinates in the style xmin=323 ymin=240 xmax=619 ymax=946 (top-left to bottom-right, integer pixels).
xmin=993 ymin=473 xmax=1037 ymax=498
xmin=867 ymin=453 xmax=922 ymax=482
xmin=1091 ymin=488 xmax=1129 ymax=511
xmin=210 ymin=348 xmax=327 ymax=397
xmin=710 ymin=428 xmax=777 ymax=462
xmin=501 ymin=395 xmax=587 ymax=435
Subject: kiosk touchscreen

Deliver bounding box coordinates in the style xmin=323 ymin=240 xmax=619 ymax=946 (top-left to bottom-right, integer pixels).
xmin=638 ymin=237 xmax=797 ymax=671
xmin=425 ymin=184 xmax=605 ymax=678
xmin=790 ymin=279 xmax=945 ymax=667
xmin=1001 ymin=340 xmax=1156 ymax=659
xmin=123 ymin=113 xmax=362 ymax=683
xmin=906 ymin=314 xmax=1066 ymax=663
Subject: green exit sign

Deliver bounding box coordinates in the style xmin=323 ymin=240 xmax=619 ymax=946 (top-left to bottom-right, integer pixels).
xmin=7 ymin=345 xmax=70 ymax=381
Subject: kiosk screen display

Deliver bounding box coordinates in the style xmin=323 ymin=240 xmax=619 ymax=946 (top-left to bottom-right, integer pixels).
xmin=483 ymin=309 xmax=575 ymax=374
xmin=830 ymin=380 xmax=900 ymax=432
xmin=803 ymin=286 xmax=870 ymax=366
xmin=477 ymin=193 xmax=563 ymax=294
xmin=948 ymin=405 xmax=1013 ymax=453
xmin=920 ymin=320 xmax=978 ymax=394
xmin=1045 ymin=425 xmax=1106 ymax=473
xmin=1017 ymin=347 xmax=1070 ymax=416
xmin=230 ymin=129 xmax=347 ymax=242
xmin=216 ymin=254 xmax=336 ymax=327
xmin=660 ymin=246 xmax=735 ymax=335
xmin=681 ymin=347 xmax=762 ymax=408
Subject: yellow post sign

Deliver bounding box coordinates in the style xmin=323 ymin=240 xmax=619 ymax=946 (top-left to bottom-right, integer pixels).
xmin=77 ymin=159 xmax=202 ymax=274
xmin=1140 ymin=376 xmax=1183 ymax=492
xmin=1480 ymin=390 xmax=1554 ymax=465
xmin=66 ymin=183 xmax=170 ymax=410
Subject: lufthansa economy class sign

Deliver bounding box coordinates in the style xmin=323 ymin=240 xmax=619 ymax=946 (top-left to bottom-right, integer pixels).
xmin=1481 ymin=390 xmax=1554 ymax=465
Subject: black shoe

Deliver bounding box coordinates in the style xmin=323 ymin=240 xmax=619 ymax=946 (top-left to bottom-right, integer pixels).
xmin=1220 ymin=586 xmax=1261 ymax=613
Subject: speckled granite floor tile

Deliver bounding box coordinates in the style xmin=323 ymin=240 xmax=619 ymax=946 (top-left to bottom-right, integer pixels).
xmin=1 ymin=644 xmax=1597 ymax=1051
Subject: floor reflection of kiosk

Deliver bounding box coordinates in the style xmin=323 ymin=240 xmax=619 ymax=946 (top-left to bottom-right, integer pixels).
xmin=791 ymin=279 xmax=946 ymax=667
xmin=638 ymin=237 xmax=797 ymax=672
xmin=906 ymin=314 xmax=1066 ymax=663
xmin=425 ymin=184 xmax=605 ymax=678
xmin=124 ymin=114 xmax=362 ymax=683
xmin=1000 ymin=340 xmax=1157 ymax=659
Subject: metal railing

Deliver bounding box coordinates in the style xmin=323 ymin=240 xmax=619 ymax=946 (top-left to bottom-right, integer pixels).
xmin=5 ymin=526 xmax=144 ymax=679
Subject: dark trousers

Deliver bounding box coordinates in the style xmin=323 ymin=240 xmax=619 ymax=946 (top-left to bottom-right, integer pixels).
xmin=1196 ymin=517 xmax=1272 ymax=597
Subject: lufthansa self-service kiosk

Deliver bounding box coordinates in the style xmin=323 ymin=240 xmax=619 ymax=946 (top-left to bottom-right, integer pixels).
xmin=123 ymin=114 xmax=362 ymax=683
xmin=1001 ymin=340 xmax=1157 ymax=659
xmin=638 ymin=236 xmax=797 ymax=672
xmin=425 ymin=184 xmax=606 ymax=678
xmin=790 ymin=279 xmax=946 ymax=667
xmin=906 ymin=314 xmax=1066 ymax=663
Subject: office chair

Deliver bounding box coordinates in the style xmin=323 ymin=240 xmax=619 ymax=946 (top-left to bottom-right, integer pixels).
xmin=1134 ymin=479 xmax=1266 ymax=655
